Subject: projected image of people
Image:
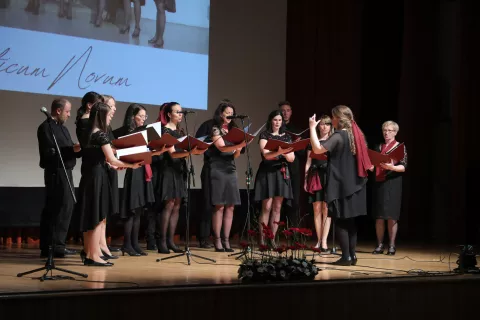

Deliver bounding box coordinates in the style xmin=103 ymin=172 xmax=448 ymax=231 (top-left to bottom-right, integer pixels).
xmin=0 ymin=0 xmax=208 ymax=54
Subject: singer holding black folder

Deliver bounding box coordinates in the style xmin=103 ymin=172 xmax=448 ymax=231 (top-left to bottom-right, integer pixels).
xmin=209 ymin=102 xmax=245 ymax=252
xmin=37 ymin=98 xmax=81 ymax=258
xmin=254 ymin=110 xmax=295 ymax=244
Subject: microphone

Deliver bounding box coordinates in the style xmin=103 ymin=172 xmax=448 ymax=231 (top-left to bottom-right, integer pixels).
xmin=226 ymin=114 xmax=248 ymax=120
xmin=176 ymin=110 xmax=196 ymax=114
xmin=40 ymin=106 xmax=51 ymax=118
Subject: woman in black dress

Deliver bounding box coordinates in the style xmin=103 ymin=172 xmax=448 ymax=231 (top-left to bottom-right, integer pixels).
xmin=372 ymin=121 xmax=407 ymax=256
xmin=156 ymin=102 xmax=205 ymax=253
xmin=209 ymin=102 xmax=245 ymax=252
xmin=76 ymin=92 xmax=111 ymax=253
xmin=304 ymin=115 xmax=333 ymax=251
xmin=120 ymin=0 xmax=144 ymax=37
xmin=149 ymin=0 xmax=176 ymax=48
xmin=77 ymin=102 xmax=143 ymax=266
xmin=309 ymin=105 xmax=373 ymax=266
xmin=114 ymin=104 xmax=163 ymax=256
xmin=254 ymin=110 xmax=295 ymax=244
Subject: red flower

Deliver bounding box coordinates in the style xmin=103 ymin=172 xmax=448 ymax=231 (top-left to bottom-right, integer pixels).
xmin=289 ymin=227 xmax=300 ymax=233
xmin=261 ymin=222 xmax=271 ymax=230
xmin=240 ymin=241 xmax=249 ymax=248
xmin=295 ymin=242 xmax=307 ymax=249
xmin=282 ymin=229 xmax=293 ymax=237
xmin=247 ymin=230 xmax=256 ymax=236
xmin=273 ymin=221 xmax=286 ymax=226
xmin=299 ymin=228 xmax=313 ymax=237
xmin=259 ymin=244 xmax=270 ymax=252
xmin=310 ymin=246 xmax=321 ymax=253
xmin=275 ymin=246 xmax=286 ymax=254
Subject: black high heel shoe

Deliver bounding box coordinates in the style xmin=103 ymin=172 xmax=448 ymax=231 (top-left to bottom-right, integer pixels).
xmin=120 ymin=25 xmax=130 ymax=34
xmin=133 ymin=246 xmax=148 ymax=256
xmin=84 ymin=258 xmax=113 ymax=267
xmin=121 ymin=247 xmax=141 ymax=256
xmin=386 ymin=246 xmax=396 ymax=255
xmin=167 ymin=240 xmax=184 ymax=253
xmin=332 ymin=257 xmax=352 ymax=266
xmin=372 ymin=243 xmax=384 ymax=255
xmin=101 ymin=249 xmax=119 ymax=259
xmin=80 ymin=250 xmax=86 ymax=263
xmin=221 ymin=239 xmax=234 ymax=253
xmin=351 ymin=254 xmax=358 ymax=266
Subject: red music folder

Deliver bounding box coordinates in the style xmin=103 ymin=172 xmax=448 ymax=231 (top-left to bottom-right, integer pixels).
xmin=111 ymin=131 xmax=148 ymax=149
xmin=176 ymin=135 xmax=212 ymax=151
xmin=116 ymin=146 xmax=152 ymax=164
xmin=309 ymin=152 xmax=328 ymax=161
xmin=222 ymin=123 xmax=266 ymax=144
xmin=147 ymin=133 xmax=181 ymax=150
xmin=264 ymin=138 xmax=310 ymax=152
xmin=368 ymin=143 xmax=405 ymax=166
xmin=285 ymin=128 xmax=309 ymax=141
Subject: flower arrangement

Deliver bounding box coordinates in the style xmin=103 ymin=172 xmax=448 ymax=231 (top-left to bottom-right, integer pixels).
xmin=237 ymin=221 xmax=320 ymax=283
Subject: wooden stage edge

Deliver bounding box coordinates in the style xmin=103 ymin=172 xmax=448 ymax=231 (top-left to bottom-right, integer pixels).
xmin=1 ymin=243 xmax=480 ymax=319
xmin=0 ymin=242 xmax=479 ymax=296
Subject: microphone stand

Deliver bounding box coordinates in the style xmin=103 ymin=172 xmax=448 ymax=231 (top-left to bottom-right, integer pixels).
xmin=17 ymin=117 xmax=88 ymax=281
xmin=157 ymin=113 xmax=216 ymax=265
xmin=229 ymin=117 xmax=255 ymax=260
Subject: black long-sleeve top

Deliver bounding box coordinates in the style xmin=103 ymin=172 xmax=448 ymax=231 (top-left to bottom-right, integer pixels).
xmin=37 ymin=119 xmax=79 ymax=170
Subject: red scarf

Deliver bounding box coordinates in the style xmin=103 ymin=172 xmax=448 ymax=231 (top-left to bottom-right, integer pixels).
xmin=351 ymin=120 xmax=373 ymax=178
xmin=375 ymin=139 xmax=397 ymax=182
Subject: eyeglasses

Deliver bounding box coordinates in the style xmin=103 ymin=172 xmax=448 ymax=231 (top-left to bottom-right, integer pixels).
xmin=136 ymin=114 xmax=148 ymax=120
xmin=383 ymin=129 xmax=395 ymax=133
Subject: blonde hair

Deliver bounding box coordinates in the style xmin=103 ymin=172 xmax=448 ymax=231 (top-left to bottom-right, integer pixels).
xmin=318 ymin=115 xmax=334 ymax=137
xmin=331 ymin=105 xmax=361 ymax=154
xmin=382 ymin=120 xmax=399 ymax=132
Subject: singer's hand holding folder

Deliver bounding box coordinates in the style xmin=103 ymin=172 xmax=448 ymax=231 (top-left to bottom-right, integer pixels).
xmin=222 ymin=123 xmax=266 ymax=145
xmin=116 ymin=146 xmax=152 ymax=164
xmin=367 ymin=143 xmax=405 ymax=166
xmin=111 ymin=131 xmax=148 ymax=149
xmin=264 ymin=138 xmax=310 ymax=152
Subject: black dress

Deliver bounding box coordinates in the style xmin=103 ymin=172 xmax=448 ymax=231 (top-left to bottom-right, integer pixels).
xmin=208 ymin=126 xmax=241 ymax=206
xmin=321 ymin=131 xmax=367 ymax=219
xmin=306 ymin=144 xmax=328 ymax=203
xmin=156 ymin=127 xmax=187 ymax=201
xmin=107 ymin=128 xmax=120 ymax=215
xmin=113 ymin=126 xmax=155 ymax=218
xmin=254 ymin=131 xmax=294 ymax=202
xmin=76 ymin=131 xmax=113 ymax=232
xmin=372 ymin=143 xmax=408 ymax=220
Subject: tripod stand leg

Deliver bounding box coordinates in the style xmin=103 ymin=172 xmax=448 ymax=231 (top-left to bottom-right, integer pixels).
xmin=156 ymin=252 xmax=185 ymax=262
xmin=190 ymin=253 xmax=216 ymax=263
xmin=55 ymin=266 xmax=88 ymax=278
xmin=17 ymin=267 xmax=48 ymax=277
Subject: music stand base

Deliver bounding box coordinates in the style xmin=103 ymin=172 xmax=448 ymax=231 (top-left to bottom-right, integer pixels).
xmin=17 ymin=250 xmax=88 ymax=280
xmin=156 ymin=247 xmax=216 ymax=265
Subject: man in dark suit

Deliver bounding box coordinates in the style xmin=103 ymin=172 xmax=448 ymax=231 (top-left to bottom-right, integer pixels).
xmin=37 ymin=98 xmax=81 ymax=258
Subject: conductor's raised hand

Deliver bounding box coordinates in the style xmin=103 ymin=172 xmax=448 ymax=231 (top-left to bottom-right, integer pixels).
xmin=309 ymin=114 xmax=321 ymax=129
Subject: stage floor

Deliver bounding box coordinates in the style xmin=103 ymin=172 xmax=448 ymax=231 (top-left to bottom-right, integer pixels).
xmin=0 ymin=242 xmax=465 ymax=295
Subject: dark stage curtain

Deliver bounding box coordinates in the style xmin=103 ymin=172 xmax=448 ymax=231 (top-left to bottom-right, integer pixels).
xmin=286 ymin=0 xmax=479 ymax=245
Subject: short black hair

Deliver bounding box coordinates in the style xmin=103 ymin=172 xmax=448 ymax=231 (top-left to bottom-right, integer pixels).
xmin=278 ymin=101 xmax=291 ymax=108
xmin=51 ymin=98 xmax=69 ymax=114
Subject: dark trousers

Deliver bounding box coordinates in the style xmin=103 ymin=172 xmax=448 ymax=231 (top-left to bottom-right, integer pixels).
xmin=198 ymin=164 xmax=212 ymax=242
xmin=40 ymin=168 xmax=75 ymax=254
